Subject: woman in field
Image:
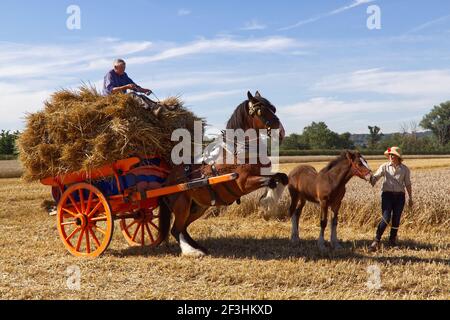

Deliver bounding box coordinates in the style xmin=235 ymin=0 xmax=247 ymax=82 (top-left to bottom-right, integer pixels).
xmin=369 ymin=147 xmax=413 ymax=252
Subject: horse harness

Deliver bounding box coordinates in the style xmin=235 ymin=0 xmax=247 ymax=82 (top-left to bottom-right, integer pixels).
xmin=183 ymin=163 xmax=242 ymax=206
xmin=248 ymin=100 xmax=277 ymax=136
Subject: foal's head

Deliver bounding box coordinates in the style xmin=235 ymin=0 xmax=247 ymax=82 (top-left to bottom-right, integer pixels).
xmin=345 ymin=150 xmax=372 ymax=181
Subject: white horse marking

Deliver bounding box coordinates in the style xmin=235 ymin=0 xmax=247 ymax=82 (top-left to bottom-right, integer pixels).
xmin=179 ymin=233 xmax=206 ymax=257
xmin=360 ymin=157 xmax=370 ymax=170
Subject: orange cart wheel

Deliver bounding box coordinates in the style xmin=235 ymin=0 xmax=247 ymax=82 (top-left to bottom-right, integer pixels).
xmin=57 ymin=183 xmax=114 ymax=258
xmin=120 ymin=207 xmax=164 ymax=247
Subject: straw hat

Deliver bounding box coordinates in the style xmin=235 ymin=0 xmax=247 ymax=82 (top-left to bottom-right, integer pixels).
xmin=384 ymin=146 xmax=403 ymax=160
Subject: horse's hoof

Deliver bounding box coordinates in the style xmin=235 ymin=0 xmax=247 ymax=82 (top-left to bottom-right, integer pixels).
xmin=318 ymin=242 xmax=327 ymax=252
xmin=290 ymin=236 xmax=300 ymax=244
xmin=331 ymin=242 xmax=344 ymax=251
xmin=181 ymin=248 xmax=207 ymax=258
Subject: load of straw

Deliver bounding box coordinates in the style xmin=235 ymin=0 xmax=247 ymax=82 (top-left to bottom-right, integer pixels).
xmin=18 ymin=86 xmax=203 ymax=181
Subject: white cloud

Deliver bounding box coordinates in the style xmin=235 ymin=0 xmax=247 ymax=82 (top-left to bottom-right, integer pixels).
xmin=184 ymin=89 xmax=242 ymax=103
xmin=241 ymin=19 xmax=267 ymax=31
xmin=177 ymin=9 xmax=191 ymax=16
xmin=0 ymin=39 xmax=153 ymax=79
xmin=314 ymin=68 xmax=450 ymax=97
xmin=407 ymin=14 xmax=450 ymax=34
xmin=278 ymin=96 xmax=434 ymax=133
xmin=128 ymin=36 xmax=302 ymax=64
xmin=279 ymin=0 xmax=374 ymax=31
xmin=280 ymin=97 xmax=431 ymax=118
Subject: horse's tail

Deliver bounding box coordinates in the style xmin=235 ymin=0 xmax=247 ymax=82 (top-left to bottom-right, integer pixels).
xmin=158 ymin=197 xmax=172 ymax=241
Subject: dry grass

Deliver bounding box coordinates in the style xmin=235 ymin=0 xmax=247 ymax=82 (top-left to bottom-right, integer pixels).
xmin=278 ymin=155 xmax=450 ymax=164
xmin=0 ymin=161 xmax=23 ymax=179
xmin=0 ymin=162 xmax=448 ymax=300
xmin=278 ymin=157 xmax=450 ymax=172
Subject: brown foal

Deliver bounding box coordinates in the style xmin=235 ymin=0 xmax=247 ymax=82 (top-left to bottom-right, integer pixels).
xmin=275 ymin=151 xmax=372 ymax=251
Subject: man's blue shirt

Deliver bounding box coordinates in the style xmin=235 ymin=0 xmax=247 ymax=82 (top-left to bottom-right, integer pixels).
xmin=103 ymin=69 xmax=136 ymax=95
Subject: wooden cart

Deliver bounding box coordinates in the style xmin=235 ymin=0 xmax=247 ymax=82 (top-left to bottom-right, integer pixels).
xmin=41 ymin=156 xmax=237 ymax=258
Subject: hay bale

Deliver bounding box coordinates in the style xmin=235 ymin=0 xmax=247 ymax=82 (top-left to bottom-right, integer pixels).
xmin=18 ymin=86 xmax=203 ymax=181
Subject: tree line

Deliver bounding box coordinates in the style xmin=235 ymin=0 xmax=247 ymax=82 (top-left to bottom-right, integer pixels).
xmin=281 ymin=101 xmax=450 ymax=154
xmin=1 ymin=101 xmax=449 ymax=157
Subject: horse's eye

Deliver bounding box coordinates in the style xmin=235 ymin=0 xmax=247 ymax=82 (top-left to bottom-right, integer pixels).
xmin=257 ymin=109 xmax=262 ymax=116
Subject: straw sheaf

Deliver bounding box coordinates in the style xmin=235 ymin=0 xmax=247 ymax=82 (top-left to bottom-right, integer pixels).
xmin=18 ymin=86 xmax=203 ymax=181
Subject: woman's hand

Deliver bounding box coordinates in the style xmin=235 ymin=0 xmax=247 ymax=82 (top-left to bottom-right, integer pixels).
xmin=408 ymin=198 xmax=414 ymax=208
xmin=369 ymin=175 xmax=376 ymax=187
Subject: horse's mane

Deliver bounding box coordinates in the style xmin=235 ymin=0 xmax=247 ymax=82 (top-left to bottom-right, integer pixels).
xmin=320 ymin=152 xmax=348 ymax=173
xmin=226 ymin=101 xmax=249 ymax=130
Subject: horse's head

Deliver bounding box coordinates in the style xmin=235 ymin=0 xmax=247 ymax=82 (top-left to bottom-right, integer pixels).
xmin=246 ymin=91 xmax=285 ymax=140
xmin=346 ymin=150 xmax=372 ymax=181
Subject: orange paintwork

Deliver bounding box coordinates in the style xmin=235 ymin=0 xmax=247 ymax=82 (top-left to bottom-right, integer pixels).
xmin=43 ymin=156 xmax=239 ymax=258
xmin=41 ymin=157 xmax=141 ymax=187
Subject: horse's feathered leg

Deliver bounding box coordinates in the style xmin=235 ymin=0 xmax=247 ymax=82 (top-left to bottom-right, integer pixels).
xmin=170 ymin=193 xmax=206 ymax=257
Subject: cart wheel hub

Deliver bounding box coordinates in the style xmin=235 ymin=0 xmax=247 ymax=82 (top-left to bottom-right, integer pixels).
xmin=75 ymin=215 xmax=87 ymax=228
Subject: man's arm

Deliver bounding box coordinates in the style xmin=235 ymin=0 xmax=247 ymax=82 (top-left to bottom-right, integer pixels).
xmin=124 ymin=74 xmax=152 ymax=95
xmin=111 ymin=83 xmax=136 ymax=94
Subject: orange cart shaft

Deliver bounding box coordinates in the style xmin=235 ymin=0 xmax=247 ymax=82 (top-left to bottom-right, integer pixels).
xmin=128 ymin=173 xmax=239 ymax=202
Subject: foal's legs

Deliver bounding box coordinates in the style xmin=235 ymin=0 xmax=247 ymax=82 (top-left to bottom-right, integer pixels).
xmin=330 ymin=202 xmax=343 ymax=250
xmin=288 ymin=187 xmax=305 ymax=243
xmin=318 ymin=200 xmax=329 ymax=251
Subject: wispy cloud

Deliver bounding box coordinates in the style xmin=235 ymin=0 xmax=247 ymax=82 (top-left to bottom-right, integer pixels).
xmin=279 ymin=0 xmax=374 ymax=31
xmin=406 ymin=14 xmax=450 ymax=34
xmin=184 ymin=89 xmax=242 ymax=103
xmin=314 ymin=68 xmax=450 ymax=97
xmin=278 ymin=96 xmax=434 ymax=133
xmin=0 ymin=39 xmax=153 ymax=79
xmin=177 ymin=9 xmax=191 ymax=16
xmin=129 ymin=36 xmax=302 ymax=64
xmin=241 ymin=19 xmax=267 ymax=31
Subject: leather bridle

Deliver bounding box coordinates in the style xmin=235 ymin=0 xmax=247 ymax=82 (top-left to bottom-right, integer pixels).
xmin=248 ymin=100 xmax=278 ymax=136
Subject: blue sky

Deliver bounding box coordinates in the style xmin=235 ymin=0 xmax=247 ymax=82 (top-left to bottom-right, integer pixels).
xmin=2 ymin=0 xmax=450 ymax=134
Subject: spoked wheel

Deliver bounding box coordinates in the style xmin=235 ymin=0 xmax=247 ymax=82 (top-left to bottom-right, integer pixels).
xmin=120 ymin=207 xmax=164 ymax=247
xmin=57 ymin=183 xmax=114 ymax=258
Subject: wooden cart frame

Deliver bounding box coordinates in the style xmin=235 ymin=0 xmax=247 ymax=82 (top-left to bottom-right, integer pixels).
xmin=41 ymin=157 xmax=238 ymax=258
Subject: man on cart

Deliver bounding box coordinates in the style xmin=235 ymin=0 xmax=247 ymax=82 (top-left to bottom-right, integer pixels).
xmin=103 ymin=59 xmax=174 ymax=116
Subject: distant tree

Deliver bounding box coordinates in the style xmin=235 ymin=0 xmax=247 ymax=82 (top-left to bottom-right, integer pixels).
xmin=302 ymin=122 xmax=354 ymax=150
xmin=420 ymin=102 xmax=450 ymax=146
xmin=337 ymin=132 xmax=355 ymax=149
xmin=302 ymin=122 xmax=335 ymax=149
xmin=368 ymin=126 xmax=383 ymax=149
xmin=0 ymin=130 xmax=19 ymax=155
xmin=280 ymin=133 xmax=309 ymax=150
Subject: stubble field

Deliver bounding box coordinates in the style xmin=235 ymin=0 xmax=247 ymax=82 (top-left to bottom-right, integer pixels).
xmin=0 ymin=157 xmax=448 ymax=300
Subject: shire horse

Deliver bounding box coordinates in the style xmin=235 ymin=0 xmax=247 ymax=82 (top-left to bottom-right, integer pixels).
xmin=269 ymin=151 xmax=372 ymax=251
xmin=158 ymin=91 xmax=288 ymax=256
